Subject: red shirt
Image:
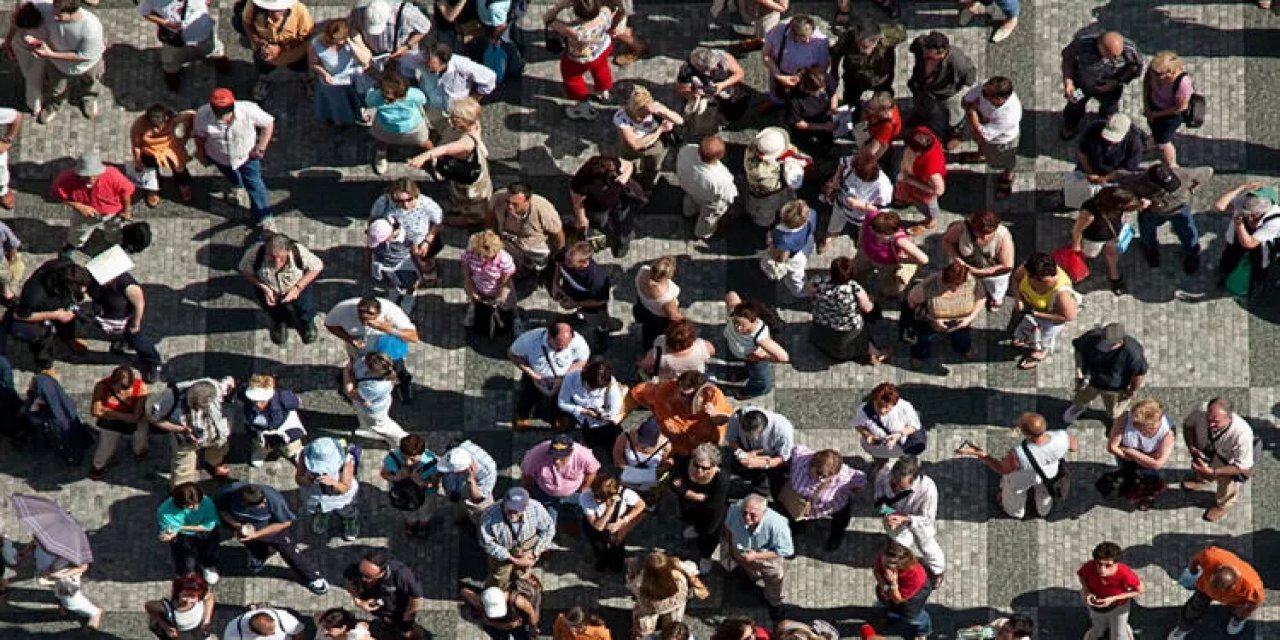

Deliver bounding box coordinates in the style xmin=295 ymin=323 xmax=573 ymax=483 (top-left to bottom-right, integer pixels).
xmin=865 ymin=106 xmax=903 ymax=146
xmin=51 ymin=167 xmax=136 ymax=216
xmin=875 ymin=556 xmax=929 ymax=601
xmin=908 ymin=127 xmax=947 ymax=181
xmin=1077 ymin=560 xmax=1141 ymax=599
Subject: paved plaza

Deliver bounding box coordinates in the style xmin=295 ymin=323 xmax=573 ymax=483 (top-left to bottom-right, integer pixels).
xmin=1 ymin=0 xmax=1280 ymax=638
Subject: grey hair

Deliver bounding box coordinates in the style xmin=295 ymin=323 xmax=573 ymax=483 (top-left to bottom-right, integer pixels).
xmin=691 ymin=442 xmax=721 ymax=467
xmin=742 ymin=493 xmax=768 ymax=509
xmin=688 ymin=47 xmax=718 ymax=74
xmin=264 ymin=232 xmax=295 ymax=254
xmin=1243 ymin=194 xmax=1274 ymax=215
xmin=184 ymin=381 xmax=218 ymax=411
xmin=789 ymin=15 xmax=816 ymax=37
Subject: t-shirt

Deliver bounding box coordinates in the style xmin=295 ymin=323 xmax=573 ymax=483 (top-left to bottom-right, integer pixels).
xmin=222 ymin=609 xmax=303 ymax=640
xmin=908 ymin=129 xmax=947 ymax=182
xmin=554 ymin=256 xmax=611 ymax=302
xmin=341 ymin=559 xmax=424 ymax=618
xmin=1077 ymin=561 xmax=1141 ymax=600
xmin=771 ymin=213 xmax=816 ymax=254
xmin=570 ymin=168 xmax=624 ymax=213
xmin=563 ymin=6 xmax=613 ymax=63
xmin=366 ymin=87 xmax=427 ymax=134
xmin=215 ymin=482 xmax=295 ymax=528
xmin=38 ymin=6 xmax=104 ymax=75
xmin=324 ymin=297 xmax=415 ymax=343
xmin=490 ymin=192 xmax=563 ymax=254
xmin=786 ymin=91 xmax=832 ymax=128
xmin=370 ymin=194 xmax=443 ymax=246
xmin=579 ymin=486 xmax=641 ymax=519
xmin=16 ymin=258 xmax=76 ymax=318
xmin=1072 ymin=331 xmax=1148 ymax=391
xmin=462 ymin=249 xmax=516 ymax=296
xmin=1193 ymin=547 xmax=1265 ymax=606
xmin=476 ymin=0 xmax=512 ymax=26
xmin=1147 ymin=73 xmax=1194 ymax=112
xmin=962 ymin=85 xmax=1022 ymax=145
xmin=1013 ymin=431 xmax=1071 ymax=480
xmin=1077 ymin=122 xmax=1143 ymax=175
xmin=51 ymin=167 xmax=136 ymax=216
xmin=865 ymin=107 xmax=903 ymax=146
xmin=521 ymin=441 xmax=601 ymax=497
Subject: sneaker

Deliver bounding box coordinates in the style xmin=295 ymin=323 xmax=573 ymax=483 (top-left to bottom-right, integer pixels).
xmin=462 ymin=304 xmax=476 ymax=328
xmin=592 ymin=90 xmax=613 ymax=105
xmin=36 ymin=105 xmax=59 ymax=125
xmin=342 ymin=517 xmax=360 ymax=541
xmin=306 ymin=578 xmax=330 ymax=595
xmin=991 ymin=19 xmax=1018 ymax=43
xmin=2 ymin=538 xmax=18 ymax=567
xmin=164 ymin=72 xmax=181 ymax=93
xmin=1059 ymin=126 xmax=1078 ymax=141
xmin=1226 ymin=617 xmax=1247 ymax=635
xmin=1142 ymin=245 xmax=1160 ymax=268
xmin=201 ymin=567 xmax=220 ymax=585
xmin=311 ymin=512 xmax=331 ymax=536
xmin=247 ymin=557 xmax=266 ymax=574
xmin=269 ymin=320 xmax=288 ymax=346
xmin=253 ymin=79 xmax=270 ymax=102
xmin=299 ymin=319 xmax=319 ymax=344
xmin=373 ymin=148 xmax=389 ymax=175
xmin=682 ymin=526 xmax=698 ymax=540
xmin=1184 ymin=252 xmax=1201 ymax=274
xmin=249 ymin=449 xmax=265 ymax=468
xmin=1166 ymin=628 xmax=1189 ymax=640
xmin=79 ymin=97 xmax=99 ymax=120
xmin=1062 ymin=404 xmax=1086 ymax=424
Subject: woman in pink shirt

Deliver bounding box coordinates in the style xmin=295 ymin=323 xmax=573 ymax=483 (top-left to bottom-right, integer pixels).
xmin=461 ymin=230 xmax=517 ymax=330
xmin=852 ymin=209 xmax=929 ymax=302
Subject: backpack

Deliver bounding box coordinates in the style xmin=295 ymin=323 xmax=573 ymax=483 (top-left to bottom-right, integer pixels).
xmin=386 ymin=449 xmax=436 ymax=511
xmin=121 ymin=222 xmax=152 ymax=254
xmin=1179 ymin=73 xmax=1207 ymax=128
xmin=252 ymin=234 xmax=304 ymax=273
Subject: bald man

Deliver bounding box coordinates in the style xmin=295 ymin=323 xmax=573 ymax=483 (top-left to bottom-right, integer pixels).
xmin=676 ymin=135 xmax=739 ymax=240
xmin=1168 ymin=545 xmax=1263 ymax=639
xmin=1059 ymin=31 xmax=1144 ymax=139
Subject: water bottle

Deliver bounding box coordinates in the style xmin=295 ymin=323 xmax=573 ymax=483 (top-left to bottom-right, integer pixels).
xmin=956 ymin=626 xmax=996 ymax=640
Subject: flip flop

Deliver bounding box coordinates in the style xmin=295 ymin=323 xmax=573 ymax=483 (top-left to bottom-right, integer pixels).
xmin=1016 ymin=354 xmax=1044 ymax=370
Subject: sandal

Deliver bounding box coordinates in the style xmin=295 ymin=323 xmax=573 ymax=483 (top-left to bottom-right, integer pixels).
xmin=995 ymin=175 xmax=1014 ymax=200
xmin=1016 ymin=353 xmax=1045 ymax=370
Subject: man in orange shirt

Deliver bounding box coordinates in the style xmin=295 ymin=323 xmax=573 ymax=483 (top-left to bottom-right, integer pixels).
xmin=627 ymin=371 xmax=731 ymax=466
xmin=1168 ymin=545 xmax=1264 ymax=639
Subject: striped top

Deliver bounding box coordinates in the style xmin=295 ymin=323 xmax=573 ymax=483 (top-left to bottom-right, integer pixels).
xmin=786 ymin=446 xmax=866 ymax=519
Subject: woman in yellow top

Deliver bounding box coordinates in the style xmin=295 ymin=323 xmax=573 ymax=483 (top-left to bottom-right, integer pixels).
xmin=129 ymin=104 xmax=195 ymax=206
xmin=1010 ymin=251 xmax=1078 ymax=369
xmin=240 ymin=0 xmax=315 ymax=101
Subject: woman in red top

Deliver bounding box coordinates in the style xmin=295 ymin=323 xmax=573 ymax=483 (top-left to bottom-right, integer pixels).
xmin=860 ymin=91 xmax=903 ymax=167
xmin=894 ymin=127 xmax=947 ymax=236
xmin=88 ymin=365 xmax=151 ymax=481
xmin=874 ymin=542 xmax=932 ymax=640
xmin=1077 ymin=541 xmax=1144 ymax=640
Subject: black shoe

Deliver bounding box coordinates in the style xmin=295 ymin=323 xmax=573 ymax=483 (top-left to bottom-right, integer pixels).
xmin=108 ymin=340 xmax=128 ymax=355
xmin=1185 ymin=252 xmax=1201 ymax=274
xmin=398 ymin=381 xmax=415 ymax=404
xmin=299 ymin=319 xmax=319 ymax=344
xmin=59 ymin=244 xmax=77 ymax=259
xmin=269 ymin=320 xmax=287 ymax=346
xmin=1142 ymin=245 xmax=1160 ymax=268
xmin=142 ymin=365 xmax=163 ymax=384
xmin=611 ymin=241 xmax=631 ymax=258
xmin=1059 ymin=126 xmax=1078 ymax=141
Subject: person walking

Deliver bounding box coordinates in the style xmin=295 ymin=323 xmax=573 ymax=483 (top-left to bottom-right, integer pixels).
xmin=325 ymin=296 xmax=420 ymax=401
xmin=343 ymin=352 xmax=408 ymax=447
xmin=193 ymin=88 xmax=276 ymax=227
xmin=144 ymin=573 xmax=216 ymax=640
xmin=32 ymin=0 xmax=106 ymax=123
xmin=295 ymin=436 xmax=362 ymax=541
xmin=1078 ymin=541 xmax=1144 ymax=640
xmin=366 ymin=71 xmax=432 ymax=176
xmin=1063 ymin=323 xmax=1148 ymax=424
xmin=1120 ymin=163 xmax=1212 ymax=275
xmin=545 ymin=0 xmax=616 ymax=121
xmin=88 ymin=365 xmax=151 ymax=481
xmin=52 ymin=152 xmax=134 ymax=256
xmin=86 ymin=251 xmax=165 ymax=382
xmin=240 ymin=232 xmax=324 ymax=345
xmin=722 ymin=494 xmax=794 ymax=620
xmin=873 ymin=456 xmax=944 ymax=586
xmin=1059 ymin=31 xmax=1144 ymax=140
xmin=1070 ymin=187 xmax=1144 ymax=296
xmin=956 ymin=412 xmax=1077 ymax=519
xmin=633 ymin=256 xmax=683 ymax=358
xmin=958 ymin=76 xmax=1021 ymax=200
xmin=138 ymin=0 xmax=228 ymax=92
xmin=480 ymin=487 xmax=556 ymax=588
xmin=873 ymin=542 xmax=933 ymax=640
xmin=1167 ymin=545 xmax=1264 ymax=639
xmin=342 ymin=550 xmax=424 ymax=640
xmin=156 ymin=483 xmax=222 ymax=583
xmin=408 ymin=97 xmax=493 ymax=226
xmin=1009 ymin=252 xmax=1079 ymax=369
xmin=215 ymin=482 xmax=329 ymax=594
xmin=818 ymin=150 xmax=893 ymax=255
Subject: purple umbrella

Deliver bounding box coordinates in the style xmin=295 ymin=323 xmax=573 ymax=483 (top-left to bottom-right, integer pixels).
xmin=12 ymin=495 xmax=93 ymax=566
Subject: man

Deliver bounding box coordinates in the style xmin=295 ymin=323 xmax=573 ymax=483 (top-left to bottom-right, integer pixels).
xmin=956 ymin=412 xmax=1078 ymax=519
xmin=403 ymin=43 xmax=497 ymax=116
xmin=350 ymin=0 xmax=430 ymax=62
xmin=52 ymin=152 xmax=134 ymax=256
xmin=508 ymin=320 xmax=591 ymax=430
xmin=222 ymin=606 xmax=305 ymax=639
xmin=547 ymin=242 xmax=613 ymax=353
xmin=239 ymin=0 xmax=314 ymax=101
xmin=343 ymin=550 xmax=424 ymax=639
xmin=325 ymin=296 xmax=420 ymax=402
xmin=1119 ymin=163 xmax=1212 ymax=274
xmin=521 ymin=433 xmax=600 ymax=523
xmin=479 ymin=487 xmax=555 ymax=588
xmin=486 ymin=182 xmax=565 ymax=276
xmin=239 ymin=232 xmax=324 ymax=345
xmin=676 ymin=135 xmax=739 ymax=241
xmin=148 ymin=376 xmax=235 ymax=486
xmin=1062 ymin=323 xmax=1147 ymax=424
xmin=1213 ymin=181 xmax=1280 ymax=297
xmin=193 ymin=88 xmax=276 ymax=228
xmin=732 ymin=0 xmax=789 ymax=51
xmin=137 ymin=0 xmax=229 ymax=92
xmin=959 ymin=76 xmax=1022 ymax=199
xmin=627 ymin=371 xmax=732 ymax=461
xmin=725 ymin=408 xmax=794 ymax=497
xmin=874 ymin=456 xmax=944 ymax=586
xmin=1060 ymin=30 xmax=1144 ymax=140
xmin=6 ymin=257 xmax=91 ymax=370
xmin=32 ymin=0 xmax=105 ymax=123
xmin=1181 ymin=398 xmax=1256 ymax=522
xmin=437 ymin=442 xmax=498 ymax=524
xmin=0 ymin=109 xmax=22 ymax=209
xmin=216 ymin=482 xmax=329 ymax=594
xmin=829 ymin=17 xmax=905 ymax=114
xmin=906 ymin=31 xmax=976 ymax=150
xmin=1167 ymin=545 xmax=1264 ymax=639
xmin=761 ymin=16 xmax=832 ymax=106
xmin=1067 ymin=113 xmax=1143 ymax=209
xmin=722 ymin=494 xmax=794 ymax=619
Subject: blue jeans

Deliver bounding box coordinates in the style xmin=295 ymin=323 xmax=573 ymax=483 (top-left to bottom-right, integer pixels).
xmin=909 ymin=322 xmax=973 ymax=361
xmin=1138 ymin=206 xmax=1200 ymax=256
xmin=993 ymin=0 xmax=1019 ymax=17
xmin=254 ymin=285 xmax=318 ymax=328
xmin=735 ymin=357 xmax=774 ymax=398
xmin=213 ymin=158 xmax=272 ymax=222
xmin=123 ymin=327 xmax=163 ymax=369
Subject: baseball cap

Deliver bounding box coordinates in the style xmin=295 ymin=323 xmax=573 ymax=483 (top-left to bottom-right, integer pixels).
xmin=367 ymin=218 xmax=393 ymax=247
xmin=480 ymin=587 xmax=507 ymax=619
xmin=1101 ymin=114 xmax=1131 ymax=143
xmin=502 ymin=487 xmax=530 ymax=512
xmin=1148 ymin=164 xmax=1181 ymax=193
xmin=437 ymin=448 xmax=473 ymax=473
xmin=547 ymin=433 xmax=575 ymax=459
xmin=635 ymin=417 xmax=661 ymax=447
xmin=1097 ymin=322 xmax=1125 ymax=349
xmin=76 ymin=152 xmax=106 ymax=177
xmin=365 ymin=0 xmax=391 ymax=36
xmin=244 ymin=383 xmax=275 ymax=403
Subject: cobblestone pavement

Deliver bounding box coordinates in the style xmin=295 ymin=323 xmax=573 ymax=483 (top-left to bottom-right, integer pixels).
xmin=1 ymin=0 xmax=1279 ymax=638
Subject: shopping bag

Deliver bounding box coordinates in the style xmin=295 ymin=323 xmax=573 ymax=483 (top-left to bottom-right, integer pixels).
xmin=1051 ymin=246 xmax=1090 ymax=283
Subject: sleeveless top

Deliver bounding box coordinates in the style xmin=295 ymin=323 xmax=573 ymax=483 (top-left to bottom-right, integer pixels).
xmin=653 ymin=337 xmax=711 ymax=379
xmin=1120 ymin=414 xmax=1172 ymax=454
xmin=635 ymin=266 xmax=680 ymax=316
xmin=1018 ymin=268 xmax=1072 ymax=313
xmin=100 ymin=377 xmax=146 ymax=414
xmin=724 ymin=318 xmax=769 ymax=359
xmin=958 ymin=224 xmax=1010 ymax=270
xmin=168 ymin=599 xmax=205 ymax=631
xmin=861 ymin=227 xmax=908 ymax=266
xmin=920 ymin=274 xmax=982 ymax=320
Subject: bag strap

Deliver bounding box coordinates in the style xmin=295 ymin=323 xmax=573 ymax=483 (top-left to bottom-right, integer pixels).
xmin=874 ymin=487 xmax=913 ymax=507
xmin=540 ymin=341 xmax=559 ymax=379
xmin=393 ymin=1 xmax=407 ymax=50
xmin=863 ymin=403 xmax=889 ymax=433
xmin=774 ymin=27 xmax=790 ymax=71
xmin=1021 ymin=440 xmax=1054 ymax=486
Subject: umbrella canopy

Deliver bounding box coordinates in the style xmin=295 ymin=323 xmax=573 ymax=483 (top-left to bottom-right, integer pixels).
xmin=12 ymin=495 xmax=93 ymax=566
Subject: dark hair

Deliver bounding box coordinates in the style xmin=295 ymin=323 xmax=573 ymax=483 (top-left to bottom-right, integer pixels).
xmin=829 ymin=256 xmax=856 ymax=285
xmin=665 ymin=320 xmax=698 ymax=352
xmin=362 ymin=352 xmax=397 ymax=381
xmin=170 ymin=482 xmax=204 ymax=509
xmin=868 ymin=210 xmax=901 ymax=234
xmin=741 ymin=410 xmax=768 ymax=433
xmin=144 ymin=103 xmax=174 ymax=120
xmin=237 ymin=484 xmax=265 ymax=505
xmin=919 ymin=30 xmax=949 ymax=51
xmin=378 ymin=70 xmax=410 ymax=101
xmin=46 ymin=261 xmax=93 ymax=298
xmin=940 ymin=261 xmax=969 ymax=287
xmin=1090 ymin=187 xmax=1142 ymax=214
xmin=852 ymin=151 xmax=880 ymax=182
xmin=869 ymin=382 xmax=900 ymax=408
xmin=384 ymin=177 xmax=420 ymax=199
xmin=1024 ymin=251 xmax=1058 ymax=279
xmin=572 ymin=0 xmax=601 ymax=20
xmin=109 ymin=365 xmax=136 ymax=388
xmin=576 ymin=155 xmax=621 ymax=184
xmin=890 ymin=455 xmax=920 ymax=484
xmin=171 ymin=573 xmax=208 ymax=601
xmin=983 ymin=76 xmax=1015 ymax=99
xmin=675 ymin=370 xmax=705 ymax=391
xmin=879 ymin=540 xmax=919 ymax=570
xmin=52 ymin=0 xmax=79 ymax=15
xmin=428 ymin=42 xmax=453 ymax=64
xmin=797 ymin=67 xmax=826 ymax=93
xmin=398 ymin=433 xmax=426 ymax=457
xmin=582 ymin=360 xmax=613 ymax=389
xmin=317 ymin=608 xmax=358 ymax=631
xmin=711 ymin=618 xmax=758 ymax=640
xmin=1005 ymin=614 xmax=1035 ymax=637
xmin=361 ymin=549 xmax=389 ymax=569
xmin=968 ymin=210 xmax=1001 ymax=235
xmin=731 ymin=299 xmax=783 ymax=335
xmin=905 ymin=128 xmax=936 ymax=152
xmin=14 ymin=3 xmax=43 ymax=29
xmin=1092 ymin=541 xmax=1123 ymax=561
xmin=506 ymin=182 xmax=534 ymax=198
xmin=661 ymin=621 xmax=693 ymax=640
xmin=356 ymin=296 xmax=382 ymax=315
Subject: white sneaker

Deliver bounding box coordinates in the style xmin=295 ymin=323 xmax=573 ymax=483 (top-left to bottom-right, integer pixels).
xmin=1166 ymin=628 xmax=1189 ymax=640
xmin=306 ymin=578 xmax=329 ymax=595
xmin=683 ymin=526 xmax=698 ymax=540
xmin=373 ymin=148 xmax=389 ymax=175
xmin=1226 ymin=618 xmax=1247 ymax=635
xmin=1062 ymin=404 xmax=1086 ymax=424
xmin=249 ymin=450 xmax=265 ymax=468
xmin=991 ymin=20 xmax=1018 ymax=43
xmin=201 ymin=567 xmax=220 ymax=585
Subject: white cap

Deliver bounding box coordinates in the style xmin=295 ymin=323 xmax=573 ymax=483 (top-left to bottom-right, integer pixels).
xmin=365 ymin=0 xmax=392 ymax=36
xmin=753 ymin=127 xmax=789 ymax=160
xmin=85 ymin=245 xmax=134 ymax=285
xmin=437 ymin=448 xmax=473 ymax=473
xmin=1101 ymin=113 xmax=1131 ymax=143
xmin=480 ymin=587 xmax=507 ymax=619
xmin=244 ymin=385 xmax=275 ymax=403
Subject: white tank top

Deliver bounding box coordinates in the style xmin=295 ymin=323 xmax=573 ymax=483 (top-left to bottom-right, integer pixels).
xmin=635 ymin=266 xmax=681 ymax=316
xmin=1120 ymin=414 xmax=1172 ymax=454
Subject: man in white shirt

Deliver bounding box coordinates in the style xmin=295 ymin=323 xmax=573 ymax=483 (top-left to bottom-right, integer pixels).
xmin=677 ymin=135 xmax=739 ymax=240
xmin=137 ymin=0 xmax=228 ymax=91
xmin=1181 ymin=397 xmax=1256 ymax=522
xmin=956 ymin=412 xmax=1077 ymax=519
xmin=1213 ymin=181 xmax=1280 ymax=296
xmin=874 ymin=456 xmax=945 ymax=585
xmin=32 ymin=0 xmax=105 ymax=123
xmin=959 ymin=75 xmax=1022 ymax=197
xmin=725 ymin=408 xmax=794 ymax=496
xmin=0 ymin=109 xmax=22 ymax=210
xmin=509 ymin=320 xmax=590 ymax=430
xmin=193 ymin=88 xmax=276 ymax=227
xmin=350 ymin=0 xmax=430 ymax=60
xmin=401 ymin=42 xmax=497 ymax=114
xmin=222 ymin=607 xmax=304 ymax=639
xmin=325 ymin=296 xmax=420 ymax=402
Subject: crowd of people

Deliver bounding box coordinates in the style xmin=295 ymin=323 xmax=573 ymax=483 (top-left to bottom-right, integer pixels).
xmin=0 ymin=0 xmax=1274 ymax=638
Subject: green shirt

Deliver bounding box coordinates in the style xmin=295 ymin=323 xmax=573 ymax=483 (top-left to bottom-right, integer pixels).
xmin=157 ymin=496 xmax=219 ymax=536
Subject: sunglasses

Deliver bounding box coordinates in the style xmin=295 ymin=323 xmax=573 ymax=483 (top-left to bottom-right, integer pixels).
xmin=693 ymin=464 xmax=715 ymax=471
xmin=392 ymin=196 xmax=415 ymax=204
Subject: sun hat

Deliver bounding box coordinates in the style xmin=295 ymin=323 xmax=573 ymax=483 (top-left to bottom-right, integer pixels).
xmin=251 ymin=0 xmax=294 ymax=11
xmin=304 ymin=438 xmax=345 ymax=477
xmin=753 ymin=127 xmax=789 ymax=160
xmin=244 ymin=382 xmax=276 ymax=403
xmin=1101 ymin=114 xmax=1131 ymax=143
xmin=480 ymin=587 xmax=507 ymax=619
xmin=76 ymin=152 xmax=106 ymax=177
xmin=437 ymin=448 xmax=473 ymax=473
xmin=364 ymin=0 xmax=392 ymax=35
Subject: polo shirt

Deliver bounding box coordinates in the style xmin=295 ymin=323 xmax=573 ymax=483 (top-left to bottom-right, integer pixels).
xmin=724 ymin=501 xmax=794 ymax=557
xmin=215 ymin=483 xmax=295 ymax=528
xmin=1193 ymin=546 xmax=1264 ymax=606
xmin=520 ymin=441 xmax=601 ymax=497
xmin=51 ymin=166 xmax=135 ymax=216
xmin=1076 ymin=122 xmax=1143 ymax=175
xmin=509 ymin=328 xmax=590 ymax=379
xmin=325 ymin=297 xmax=415 ymax=343
xmin=342 ymin=558 xmax=423 ymax=619
xmin=193 ymin=101 xmax=275 ymax=170
xmin=1072 ymin=330 xmax=1148 ymax=391
xmin=726 ymin=408 xmax=795 ymax=460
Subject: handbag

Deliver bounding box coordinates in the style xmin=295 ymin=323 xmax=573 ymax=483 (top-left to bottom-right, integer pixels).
xmin=388 ymin=478 xmax=427 ymax=511
xmin=1051 ymin=246 xmax=1090 ymax=283
xmin=776 ymin=476 xmax=831 ymax=521
xmin=1021 ymin=440 xmax=1071 ymax=500
xmin=156 ymin=0 xmax=190 ymax=46
xmin=435 ymin=134 xmax=483 ymax=184
xmin=1225 ymin=255 xmax=1253 ymax=298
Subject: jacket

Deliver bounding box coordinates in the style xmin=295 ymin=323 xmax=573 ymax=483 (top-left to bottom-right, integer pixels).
xmin=907 ymin=39 xmax=976 ymax=100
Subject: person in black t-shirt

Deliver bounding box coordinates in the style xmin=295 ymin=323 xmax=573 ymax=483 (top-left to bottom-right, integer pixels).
xmin=548 ymin=242 xmax=614 ymax=354
xmin=1064 ymin=322 xmax=1148 ymax=424
xmin=89 ymin=270 xmax=164 ymax=383
xmin=343 ymin=550 xmax=424 ymax=639
xmin=785 ymin=67 xmax=835 ymax=156
xmin=7 ymin=257 xmax=93 ymax=370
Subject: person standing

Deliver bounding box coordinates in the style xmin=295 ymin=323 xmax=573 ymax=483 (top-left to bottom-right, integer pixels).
xmin=88 ymin=366 xmax=151 ymax=481
xmin=632 ymin=256 xmax=683 ymax=357
xmin=903 ymin=261 xmax=984 ymax=368
xmin=805 ymin=256 xmax=887 ymax=364
xmin=3 ymin=2 xmax=50 ymax=119
xmin=486 ymin=182 xmax=566 ymax=277
xmin=325 ymin=296 xmax=420 ymax=401
xmin=556 ymin=360 xmax=624 ymax=449
xmin=544 ymin=0 xmax=615 ymax=121
xmin=958 ymin=76 xmax=1021 ymax=200
xmin=852 ymin=209 xmax=929 ymax=303
xmin=52 ymin=152 xmax=134 ymax=256
xmin=30 ymin=538 xmax=103 ymax=629
xmin=940 ymin=210 xmax=1015 ymax=310
xmin=906 ymin=31 xmax=975 ymax=150
xmin=761 ymin=16 xmax=832 ymax=108
xmin=143 ymin=573 xmax=217 ymax=640
xmin=408 ymin=97 xmax=493 ymax=226
xmin=308 ymin=20 xmax=366 ymax=127
xmin=1102 ymin=399 xmax=1174 ymax=510
xmin=873 ymin=542 xmax=932 ymax=640
xmin=675 ymin=48 xmax=749 ymax=135
xmin=509 ymin=320 xmax=591 ymax=430
xmin=1181 ymin=397 xmax=1256 ymax=522
xmin=1212 ymin=181 xmax=1280 ymax=297
xmin=239 ymin=232 xmax=324 ymax=345
xmin=342 ymin=550 xmax=424 ymax=640
xmin=148 ymin=376 xmax=235 ymax=486
xmin=7 ymin=257 xmax=92 ymax=370
xmin=295 ymin=436 xmax=362 ymax=541
xmin=1119 ymin=163 xmax=1212 ymax=274
xmin=1059 ymin=31 xmax=1144 ymax=140
xmin=829 ymin=17 xmax=905 ymax=115
xmin=137 ymin=0 xmax=228 ymax=92
xmin=1142 ymin=51 xmax=1195 ymax=168
xmin=369 ymin=178 xmax=445 ymax=288
xmin=240 ymin=373 xmax=306 ymax=467
xmin=765 ymin=200 xmax=817 ymax=300
xmin=894 ymin=127 xmax=947 ymax=235
xmin=437 ymin=441 xmax=499 ymax=525
xmin=480 ymin=487 xmax=556 ymax=588
xmin=956 ymin=411 xmax=1078 ymax=519
xmin=673 ymin=443 xmax=729 ymax=575
xmin=520 ymin=433 xmax=601 ymax=523
xmin=129 ymin=105 xmax=196 ymax=205
xmin=850 ymin=382 xmax=925 ymax=464
xmin=157 ymin=483 xmax=222 ymax=583
xmin=1077 ymin=541 xmax=1144 ymax=640
xmin=1063 ymin=323 xmax=1148 ymax=425
xmin=461 ymin=230 xmax=518 ymax=330
xmin=239 ymin=0 xmax=315 ymax=102
xmin=193 ymin=88 xmax=276 ymax=227
xmin=612 ymin=86 xmax=683 ymax=193
xmin=0 ymin=109 xmax=22 ymax=210
xmin=626 ymin=551 xmax=706 ymax=637
xmin=215 ymin=482 xmax=329 ymax=594
xmin=580 ymin=473 xmax=647 ymax=572
xmin=223 ymin=606 xmax=305 ymax=639
xmin=873 ymin=456 xmax=944 ymax=586
xmin=725 ymin=407 xmax=794 ymax=498
xmin=732 ymin=0 xmax=788 ymax=51
xmin=722 ymin=494 xmax=794 ymax=620
xmin=1167 ymin=545 xmax=1264 ymax=639
xmin=783 ymin=446 xmax=864 ymax=552
xmin=957 ymin=0 xmax=1019 ymax=42
xmin=343 ymin=352 xmax=407 ymax=447
xmin=676 ymin=136 xmax=739 ymax=241
xmin=819 ymin=150 xmax=893 ymax=255
xmin=1008 ymin=252 xmax=1079 ymax=369
xmin=32 ymin=0 xmax=105 ymax=123
xmin=86 ymin=252 xmax=165 ymax=382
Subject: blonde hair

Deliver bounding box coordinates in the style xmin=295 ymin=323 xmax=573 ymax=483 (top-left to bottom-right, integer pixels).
xmin=649 ymin=256 xmax=677 ymax=282
xmin=248 ymin=374 xmax=276 ymax=390
xmin=1131 ymin=399 xmax=1164 ymax=428
xmin=625 ymin=85 xmax=655 ymax=119
xmin=1149 ymin=51 xmax=1184 ymax=76
xmin=468 ymin=229 xmax=504 ymax=258
xmin=449 ymin=96 xmax=482 ymax=128
xmin=779 ymin=199 xmax=811 ymax=229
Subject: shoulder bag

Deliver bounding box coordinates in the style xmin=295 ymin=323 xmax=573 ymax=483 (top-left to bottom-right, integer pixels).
xmin=777 ymin=471 xmax=833 ymax=521
xmin=435 ymin=134 xmax=483 ymax=185
xmin=863 ymin=403 xmax=927 ymax=455
xmin=1021 ymin=439 xmax=1070 ymax=500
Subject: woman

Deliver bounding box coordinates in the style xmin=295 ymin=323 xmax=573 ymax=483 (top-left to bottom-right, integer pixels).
xmin=558 ymin=359 xmax=625 ymax=449
xmin=144 ymin=573 xmax=215 ymax=640
xmin=88 ymin=263 xmax=165 ymax=383
xmin=553 ymin=606 xmax=612 ymax=640
xmin=675 ymin=46 xmax=749 ymax=136
xmin=853 ymin=209 xmax=930 ymax=303
xmin=720 ymin=291 xmax=789 ymax=400
xmin=461 ymin=229 xmax=518 ymax=330
xmin=89 ymin=365 xmax=150 ymax=481
xmin=627 ymin=551 xmax=708 ymax=638
xmin=850 ymin=382 xmax=924 ymax=464
xmin=1077 ymin=542 xmax=1144 ymax=640
xmin=308 ymin=19 xmax=366 ymax=127
xmin=1102 ymin=399 xmax=1174 ymax=510
xmin=342 ymin=352 xmax=406 ymax=447
xmin=672 ymin=442 xmax=730 ymax=574
xmin=129 ymin=104 xmax=195 ymax=205
xmin=156 ymin=482 xmax=221 ymax=581
xmin=783 ymin=446 xmax=865 ymax=551
xmin=367 ymin=217 xmax=422 ymax=314
xmin=366 ymin=71 xmax=432 ymax=175
xmin=765 ymin=199 xmax=817 ymax=299
xmin=409 ymin=97 xmax=493 ymax=226
xmin=640 ymin=319 xmax=715 ymax=381
xmin=819 ymin=150 xmax=893 ymax=254
xmin=315 ymin=607 xmax=373 ymax=639
xmin=1070 ymin=187 xmax=1143 ymax=296
xmin=774 ymin=620 xmax=839 ymax=640
xmin=633 ymin=256 xmax=683 ymax=355
xmin=806 ymin=256 xmax=889 ymax=364
xmin=294 ymin=436 xmax=361 ymax=541
xmin=545 ymin=0 xmax=616 ymax=121
xmin=239 ymin=374 xmax=305 ymax=467
xmin=895 ymin=127 xmax=947 ymax=235
xmin=613 ymin=85 xmax=684 ymax=192
xmin=369 ymin=178 xmax=445 ymax=284
xmin=904 ymin=261 xmax=984 ymax=367
xmin=874 ymin=542 xmax=933 ymax=640
xmin=612 ymin=417 xmax=673 ymax=494
xmin=941 ymin=209 xmax=1016 ymax=310
xmin=1010 ymin=251 xmax=1079 ymax=370
xmin=239 ymin=0 xmax=314 ymax=101
xmin=461 ymin=582 xmax=541 ymax=640
xmin=570 ymin=155 xmax=638 ymax=257
xmin=1143 ymin=51 xmax=1194 ymax=168
xmin=379 ymin=433 xmax=438 ymax=536
xmin=32 ymin=538 xmax=103 ymax=629
xmin=581 ymin=473 xmax=648 ymax=573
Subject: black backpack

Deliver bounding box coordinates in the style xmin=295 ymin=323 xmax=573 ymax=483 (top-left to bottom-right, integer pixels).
xmin=1180 ymin=73 xmax=1207 ymax=129
xmin=121 ymin=222 xmax=152 ymax=254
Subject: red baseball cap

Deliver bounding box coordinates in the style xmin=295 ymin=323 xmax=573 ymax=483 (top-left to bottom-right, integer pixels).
xmin=209 ymin=88 xmax=235 ymax=108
